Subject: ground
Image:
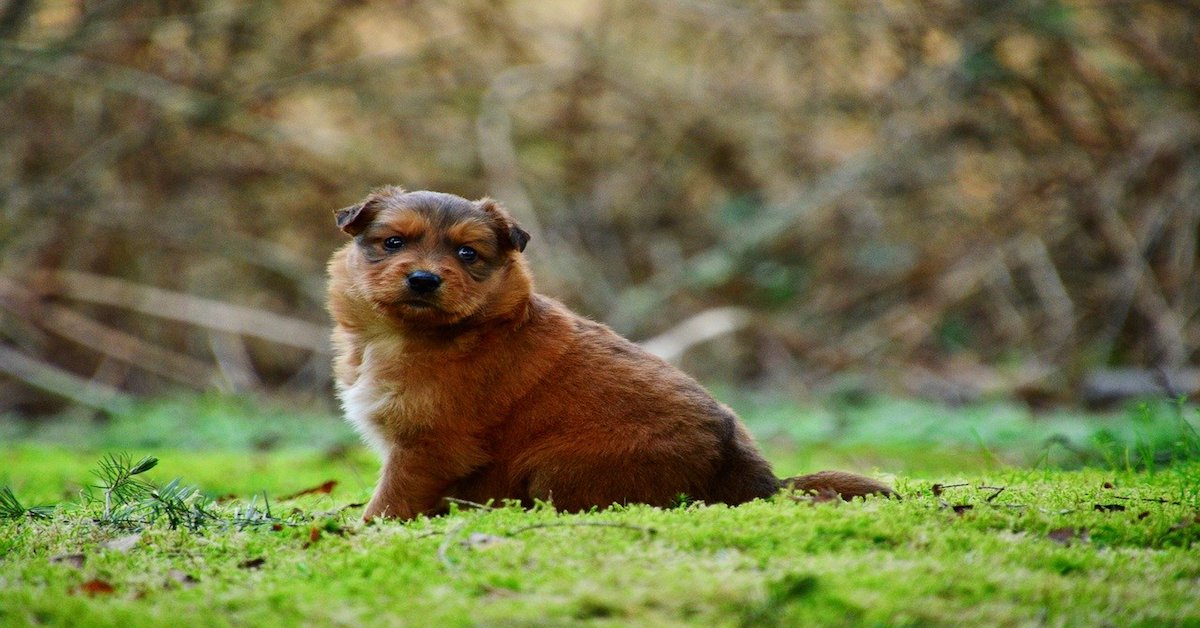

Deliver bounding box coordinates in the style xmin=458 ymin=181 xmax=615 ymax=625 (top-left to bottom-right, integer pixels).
xmin=1 ymin=394 xmax=1198 ymax=626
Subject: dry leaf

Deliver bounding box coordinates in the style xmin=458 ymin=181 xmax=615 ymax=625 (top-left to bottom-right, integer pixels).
xmin=75 ymin=579 xmax=116 ymax=596
xmin=302 ymin=527 xmax=322 ymax=549
xmin=279 ymin=480 xmax=338 ymax=501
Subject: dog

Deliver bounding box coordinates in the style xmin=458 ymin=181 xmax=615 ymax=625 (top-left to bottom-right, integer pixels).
xmin=327 ymin=187 xmax=894 ymax=520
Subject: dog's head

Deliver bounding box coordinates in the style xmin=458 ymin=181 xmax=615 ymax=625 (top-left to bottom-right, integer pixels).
xmin=333 ymin=186 xmax=532 ymax=327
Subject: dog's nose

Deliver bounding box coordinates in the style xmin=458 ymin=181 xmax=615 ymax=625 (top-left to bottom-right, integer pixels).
xmin=406 ymin=270 xmax=442 ymax=294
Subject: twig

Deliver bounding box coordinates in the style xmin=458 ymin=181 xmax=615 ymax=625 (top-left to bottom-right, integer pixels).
xmin=208 ymin=331 xmax=262 ymax=392
xmin=0 ymin=345 xmax=133 ymax=413
xmin=443 ymin=497 xmax=496 ymax=511
xmin=1112 ymin=495 xmax=1184 ymax=507
xmin=931 ymin=482 xmax=969 ymax=497
xmin=475 ymin=64 xmax=549 ymax=239
xmin=334 ymin=502 xmax=366 ymax=515
xmin=0 ymin=277 xmax=215 ymax=386
xmin=1010 ymin=235 xmax=1075 ymax=353
xmin=979 ymin=486 xmax=1007 ymax=503
xmin=640 ymin=307 xmax=752 ymax=363
xmin=437 ymin=520 xmax=468 ymax=572
xmin=37 ymin=270 xmax=328 ymax=352
xmin=506 ymin=521 xmax=657 ymax=537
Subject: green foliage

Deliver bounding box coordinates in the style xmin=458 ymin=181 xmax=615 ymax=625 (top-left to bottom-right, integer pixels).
xmin=0 ymin=487 xmax=51 ymax=521
xmin=2 ymin=398 xmax=1199 ymax=622
xmin=92 ymin=453 xmax=157 ymax=519
xmin=1 ymin=453 xmax=1199 ymax=625
xmin=0 ymin=394 xmax=357 ymax=451
xmin=717 ymin=389 xmax=1200 ymax=474
xmin=3 ymin=452 xmax=308 ymax=534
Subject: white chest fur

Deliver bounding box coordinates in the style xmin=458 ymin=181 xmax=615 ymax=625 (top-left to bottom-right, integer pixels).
xmin=336 ymin=340 xmax=419 ymax=457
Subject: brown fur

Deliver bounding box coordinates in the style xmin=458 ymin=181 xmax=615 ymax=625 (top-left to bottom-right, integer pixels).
xmin=327 ymin=187 xmax=895 ymax=520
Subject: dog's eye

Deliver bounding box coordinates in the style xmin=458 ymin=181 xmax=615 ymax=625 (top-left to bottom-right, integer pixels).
xmin=382 ymin=236 xmax=405 ymax=251
xmin=457 ymin=246 xmax=478 ymax=263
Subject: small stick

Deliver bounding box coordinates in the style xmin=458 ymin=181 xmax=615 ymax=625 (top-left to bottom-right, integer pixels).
xmin=931 ymin=482 xmax=969 ymax=497
xmin=39 ymin=269 xmax=328 ymax=351
xmin=1112 ymin=495 xmax=1184 ymax=506
xmin=506 ymin=521 xmax=657 ymax=537
xmin=0 ymin=345 xmax=132 ymax=413
xmin=443 ymin=497 xmax=495 ymax=511
xmin=979 ymin=486 xmax=1007 ymax=502
xmin=437 ymin=520 xmax=468 ymax=572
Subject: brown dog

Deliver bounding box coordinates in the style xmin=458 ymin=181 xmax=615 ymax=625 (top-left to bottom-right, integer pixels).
xmin=327 ymin=187 xmax=893 ymax=520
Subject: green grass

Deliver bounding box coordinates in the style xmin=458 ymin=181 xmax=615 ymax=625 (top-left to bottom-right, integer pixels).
xmin=2 ymin=394 xmax=1199 ymax=625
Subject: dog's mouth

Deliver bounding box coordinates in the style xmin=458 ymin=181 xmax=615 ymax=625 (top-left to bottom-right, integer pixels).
xmin=397 ymin=299 xmax=437 ymax=309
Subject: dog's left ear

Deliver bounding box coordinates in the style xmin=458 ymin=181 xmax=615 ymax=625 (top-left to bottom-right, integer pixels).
xmin=477 ymin=198 xmax=530 ymax=253
xmin=334 ymin=194 xmax=386 ymax=236
xmin=334 ymin=203 xmax=367 ymax=234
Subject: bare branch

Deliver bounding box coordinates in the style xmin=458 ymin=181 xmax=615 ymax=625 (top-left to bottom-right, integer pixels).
xmin=38 ymin=270 xmax=328 ymax=353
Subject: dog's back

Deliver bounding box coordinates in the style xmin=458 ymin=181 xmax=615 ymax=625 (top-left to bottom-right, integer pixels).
xmin=443 ymin=295 xmax=780 ymax=511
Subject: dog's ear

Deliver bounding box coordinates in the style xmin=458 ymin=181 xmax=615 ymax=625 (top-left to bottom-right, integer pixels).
xmin=334 ymin=202 xmax=369 ymax=235
xmin=477 ymin=197 xmax=530 ymax=253
xmin=334 ymin=191 xmax=391 ymax=236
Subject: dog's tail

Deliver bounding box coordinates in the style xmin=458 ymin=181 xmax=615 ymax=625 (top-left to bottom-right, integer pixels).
xmin=778 ymin=470 xmax=898 ymax=500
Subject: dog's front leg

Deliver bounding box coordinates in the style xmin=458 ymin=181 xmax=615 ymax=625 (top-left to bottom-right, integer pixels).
xmin=362 ymin=445 xmax=465 ymax=521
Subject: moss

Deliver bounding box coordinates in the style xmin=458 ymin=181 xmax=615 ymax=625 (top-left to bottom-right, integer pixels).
xmin=2 ymin=444 xmax=1199 ymax=625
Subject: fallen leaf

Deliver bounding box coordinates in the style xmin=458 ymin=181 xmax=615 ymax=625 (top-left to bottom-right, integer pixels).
xmin=279 ymin=480 xmax=338 ymax=501
xmin=1047 ymin=527 xmax=1089 ymax=546
xmin=1137 ymin=511 xmax=1150 ymax=520
xmin=75 ymin=579 xmax=115 ymax=596
xmin=101 ymin=533 xmax=142 ymax=553
xmin=167 ymin=569 xmax=199 ymax=589
xmin=50 ymin=553 xmax=86 ymax=568
xmin=302 ymin=526 xmax=322 ymax=549
xmin=952 ymin=504 xmax=973 ymax=515
xmin=1093 ymin=504 xmax=1126 ymax=512
xmin=238 ymin=557 xmax=266 ymax=570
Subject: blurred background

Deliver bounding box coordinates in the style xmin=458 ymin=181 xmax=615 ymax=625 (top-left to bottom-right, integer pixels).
xmin=1 ymin=0 xmax=1198 ymax=434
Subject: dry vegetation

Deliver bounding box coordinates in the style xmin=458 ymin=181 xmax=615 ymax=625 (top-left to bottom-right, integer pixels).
xmin=1 ymin=0 xmax=1198 ymax=415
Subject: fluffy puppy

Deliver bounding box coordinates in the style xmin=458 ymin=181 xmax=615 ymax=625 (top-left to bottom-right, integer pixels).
xmin=327 ymin=187 xmax=893 ymax=520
